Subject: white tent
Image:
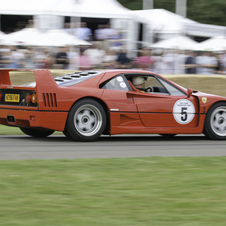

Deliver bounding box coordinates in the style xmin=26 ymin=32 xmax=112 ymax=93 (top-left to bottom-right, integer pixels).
xmin=50 ymin=0 xmax=130 ymax=18
xmin=0 ymin=0 xmax=131 ymax=18
xmin=6 ymin=28 xmax=42 ymax=45
xmin=130 ymin=9 xmax=226 ymax=45
xmin=0 ymin=0 xmax=56 ymax=15
xmin=0 ymin=0 xmax=133 ymax=48
xmin=131 ymin=9 xmax=195 ymax=35
xmin=29 ymin=29 xmax=91 ymax=47
xmin=195 ymin=36 xmax=226 ymax=51
xmin=5 ymin=28 xmax=91 ymax=46
xmin=0 ymin=31 xmax=6 ymax=43
xmin=0 ymin=31 xmax=18 ymax=45
xmin=151 ymin=35 xmax=198 ymax=50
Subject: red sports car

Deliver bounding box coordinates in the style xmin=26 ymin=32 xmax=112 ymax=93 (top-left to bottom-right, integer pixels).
xmin=0 ymin=69 xmax=226 ymax=141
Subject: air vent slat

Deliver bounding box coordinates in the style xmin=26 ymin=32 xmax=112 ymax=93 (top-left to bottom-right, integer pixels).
xmin=42 ymin=93 xmax=57 ymax=108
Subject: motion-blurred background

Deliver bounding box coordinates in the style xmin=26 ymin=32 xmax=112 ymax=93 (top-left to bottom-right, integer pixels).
xmin=0 ymin=0 xmax=225 ymax=75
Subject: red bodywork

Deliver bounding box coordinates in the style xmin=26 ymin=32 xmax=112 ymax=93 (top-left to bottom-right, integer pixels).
xmin=0 ymin=69 xmax=226 ymax=135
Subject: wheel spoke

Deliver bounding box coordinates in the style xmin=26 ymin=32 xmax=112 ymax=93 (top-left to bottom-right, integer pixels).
xmin=76 ymin=112 xmax=83 ymax=121
xmin=218 ymin=121 xmax=226 ymax=131
xmin=85 ymin=121 xmax=93 ymax=131
xmin=78 ymin=121 xmax=87 ymax=131
xmin=214 ymin=112 xmax=221 ymax=121
xmin=213 ymin=120 xmax=220 ymax=130
xmin=221 ymin=112 xmax=226 ymax=119
xmin=83 ymin=109 xmax=91 ymax=117
xmin=89 ymin=114 xmax=96 ymax=124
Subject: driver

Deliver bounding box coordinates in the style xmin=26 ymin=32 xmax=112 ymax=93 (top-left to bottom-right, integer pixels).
xmin=132 ymin=76 xmax=146 ymax=92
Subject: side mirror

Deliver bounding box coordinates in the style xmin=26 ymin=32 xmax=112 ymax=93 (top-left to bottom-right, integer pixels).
xmin=187 ymin=88 xmax=193 ymax=98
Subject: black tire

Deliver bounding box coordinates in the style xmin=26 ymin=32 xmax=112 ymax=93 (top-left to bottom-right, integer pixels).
xmin=63 ymin=99 xmax=106 ymax=142
xmin=20 ymin=127 xmax=54 ymax=137
xmin=203 ymin=102 xmax=226 ymax=140
xmin=159 ymin=134 xmax=176 ymax=138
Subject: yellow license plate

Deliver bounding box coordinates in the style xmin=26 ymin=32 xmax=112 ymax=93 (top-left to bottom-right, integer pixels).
xmin=5 ymin=94 xmax=20 ymax=102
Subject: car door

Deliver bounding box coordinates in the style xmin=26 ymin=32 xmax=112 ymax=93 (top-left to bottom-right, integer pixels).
xmin=128 ymin=74 xmax=199 ymax=128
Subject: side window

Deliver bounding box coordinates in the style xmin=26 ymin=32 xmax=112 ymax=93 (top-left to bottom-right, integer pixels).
xmin=158 ymin=78 xmax=186 ymax=96
xmin=101 ymin=75 xmax=129 ymax=91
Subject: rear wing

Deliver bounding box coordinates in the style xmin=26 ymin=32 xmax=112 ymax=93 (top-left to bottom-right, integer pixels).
xmin=0 ymin=69 xmax=61 ymax=110
xmin=0 ymin=69 xmax=19 ymax=87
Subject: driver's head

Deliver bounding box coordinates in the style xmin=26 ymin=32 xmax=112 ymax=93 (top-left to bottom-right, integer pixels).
xmin=133 ymin=76 xmax=145 ymax=90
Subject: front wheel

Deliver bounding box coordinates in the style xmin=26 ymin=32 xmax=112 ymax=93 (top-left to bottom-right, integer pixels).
xmin=20 ymin=127 xmax=54 ymax=137
xmin=203 ymin=102 xmax=226 ymax=140
xmin=63 ymin=99 xmax=106 ymax=142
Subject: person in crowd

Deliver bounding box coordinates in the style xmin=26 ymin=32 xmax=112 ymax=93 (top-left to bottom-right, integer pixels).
xmin=109 ymin=29 xmax=123 ymax=51
xmin=63 ymin=22 xmax=72 ymax=34
xmin=34 ymin=47 xmax=48 ymax=69
xmin=79 ymin=48 xmax=92 ymax=71
xmin=184 ymin=51 xmax=196 ymax=74
xmin=9 ymin=46 xmax=25 ymax=68
xmin=102 ymin=49 xmax=117 ymax=69
xmin=103 ymin=23 xmax=116 ymax=40
xmin=23 ymin=47 xmax=35 ymax=69
xmin=66 ymin=45 xmax=79 ymax=70
xmin=133 ymin=48 xmax=153 ymax=71
xmin=94 ymin=24 xmax=106 ymax=41
xmin=116 ymin=48 xmax=131 ymax=69
xmin=101 ymin=23 xmax=117 ymax=50
xmin=1 ymin=50 xmax=11 ymax=68
xmin=161 ymin=49 xmax=176 ymax=74
xmin=214 ymin=53 xmax=225 ymax=74
xmin=196 ymin=51 xmax=217 ymax=74
xmin=55 ymin=46 xmax=69 ymax=69
xmin=74 ymin=22 xmax=92 ymax=41
xmin=44 ymin=52 xmax=55 ymax=69
xmin=84 ymin=43 xmax=105 ymax=69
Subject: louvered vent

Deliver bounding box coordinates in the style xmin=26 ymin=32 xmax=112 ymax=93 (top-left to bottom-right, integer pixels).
xmin=42 ymin=93 xmax=57 ymax=107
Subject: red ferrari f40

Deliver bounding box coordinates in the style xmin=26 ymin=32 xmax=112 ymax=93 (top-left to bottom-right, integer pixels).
xmin=0 ymin=69 xmax=226 ymax=141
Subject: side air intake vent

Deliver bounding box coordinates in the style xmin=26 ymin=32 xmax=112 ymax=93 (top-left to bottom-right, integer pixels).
xmin=42 ymin=93 xmax=57 ymax=107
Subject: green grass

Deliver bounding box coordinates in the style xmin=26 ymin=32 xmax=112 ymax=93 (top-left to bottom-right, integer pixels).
xmin=1 ymin=157 xmax=226 ymax=225
xmin=0 ymin=124 xmax=24 ymax=135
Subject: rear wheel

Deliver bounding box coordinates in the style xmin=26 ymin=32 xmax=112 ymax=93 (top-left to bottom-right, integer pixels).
xmin=20 ymin=127 xmax=54 ymax=137
xmin=204 ymin=102 xmax=226 ymax=140
xmin=63 ymin=99 xmax=106 ymax=142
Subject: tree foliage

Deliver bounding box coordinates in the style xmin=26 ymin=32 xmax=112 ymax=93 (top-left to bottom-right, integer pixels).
xmin=117 ymin=0 xmax=226 ymax=26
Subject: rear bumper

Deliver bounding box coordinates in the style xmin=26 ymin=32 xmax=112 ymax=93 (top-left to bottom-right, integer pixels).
xmin=0 ymin=109 xmax=68 ymax=131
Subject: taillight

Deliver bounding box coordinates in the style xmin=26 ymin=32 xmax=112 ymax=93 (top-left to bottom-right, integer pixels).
xmin=25 ymin=93 xmax=32 ymax=103
xmin=31 ymin=93 xmax=37 ymax=103
xmin=0 ymin=92 xmax=2 ymax=101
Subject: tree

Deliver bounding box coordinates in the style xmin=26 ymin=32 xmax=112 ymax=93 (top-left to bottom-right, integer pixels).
xmin=117 ymin=0 xmax=226 ymax=26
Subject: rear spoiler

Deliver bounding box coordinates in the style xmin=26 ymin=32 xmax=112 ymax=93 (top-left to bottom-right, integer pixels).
xmin=0 ymin=69 xmax=59 ymax=89
xmin=0 ymin=69 xmax=61 ymax=110
xmin=0 ymin=69 xmax=21 ymax=86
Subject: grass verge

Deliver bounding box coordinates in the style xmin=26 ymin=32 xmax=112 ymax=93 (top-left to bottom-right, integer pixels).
xmin=0 ymin=124 xmax=24 ymax=135
xmin=1 ymin=157 xmax=226 ymax=226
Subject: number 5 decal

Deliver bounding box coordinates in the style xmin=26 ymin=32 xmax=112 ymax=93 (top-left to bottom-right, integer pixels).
xmin=181 ymin=107 xmax=187 ymax=121
xmin=173 ymin=99 xmax=195 ymax=124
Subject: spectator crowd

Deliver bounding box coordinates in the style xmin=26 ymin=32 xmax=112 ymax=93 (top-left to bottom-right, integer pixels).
xmin=0 ymin=21 xmax=226 ymax=75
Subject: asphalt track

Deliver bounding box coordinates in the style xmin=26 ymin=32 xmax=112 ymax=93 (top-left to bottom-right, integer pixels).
xmin=0 ymin=134 xmax=226 ymax=160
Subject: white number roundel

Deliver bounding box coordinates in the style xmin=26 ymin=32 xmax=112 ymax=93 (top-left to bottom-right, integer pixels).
xmin=173 ymin=99 xmax=195 ymax=124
